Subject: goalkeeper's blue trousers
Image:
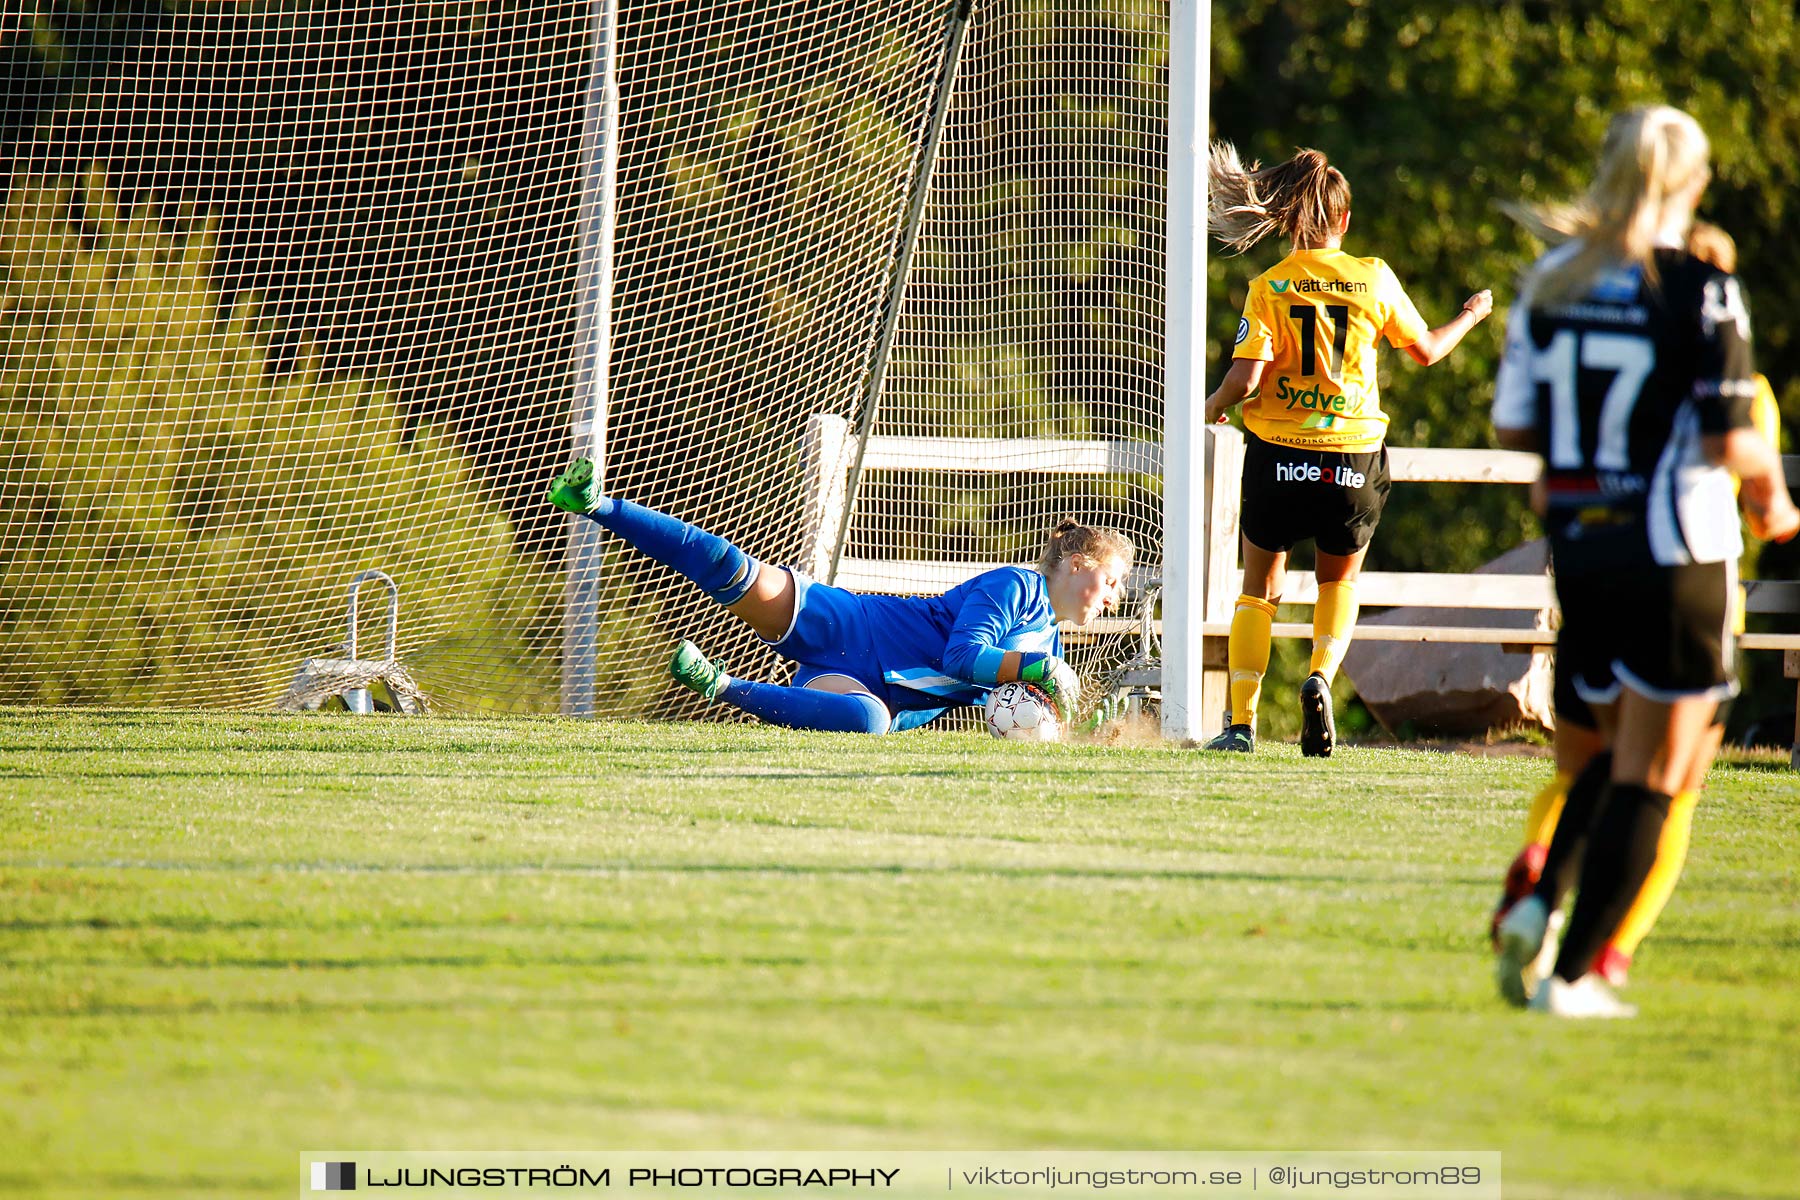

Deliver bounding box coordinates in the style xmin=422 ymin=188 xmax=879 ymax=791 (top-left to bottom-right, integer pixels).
xmin=719 ymin=675 xmax=891 ymax=735
xmin=581 ymin=497 xmax=759 ymax=606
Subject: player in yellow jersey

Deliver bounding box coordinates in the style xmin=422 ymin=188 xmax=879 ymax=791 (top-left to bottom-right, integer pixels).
xmin=1199 ymin=144 xmax=1494 ymax=755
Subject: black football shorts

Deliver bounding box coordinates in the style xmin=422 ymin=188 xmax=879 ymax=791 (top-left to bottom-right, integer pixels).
xmin=1550 ymin=550 xmax=1737 ymax=710
xmin=1238 ymin=429 xmax=1391 ymax=557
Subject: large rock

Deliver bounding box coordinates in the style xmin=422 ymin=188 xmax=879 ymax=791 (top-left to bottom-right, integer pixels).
xmin=1342 ymin=540 xmax=1554 ymax=736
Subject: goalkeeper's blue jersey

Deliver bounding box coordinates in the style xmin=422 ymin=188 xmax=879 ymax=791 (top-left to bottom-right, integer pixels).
xmin=861 ymin=566 xmax=1062 ymax=706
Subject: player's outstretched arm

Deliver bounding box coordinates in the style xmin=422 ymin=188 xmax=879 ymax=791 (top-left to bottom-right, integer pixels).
xmin=1204 ymin=357 xmax=1266 ymax=424
xmin=943 ymin=641 xmax=1081 ymax=722
xmin=1403 ymin=289 xmax=1494 ymax=366
xmin=941 ymin=572 xmax=1084 ymax=721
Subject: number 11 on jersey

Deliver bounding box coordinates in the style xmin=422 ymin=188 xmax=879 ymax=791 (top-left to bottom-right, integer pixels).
xmin=1292 ymin=304 xmax=1349 ymax=378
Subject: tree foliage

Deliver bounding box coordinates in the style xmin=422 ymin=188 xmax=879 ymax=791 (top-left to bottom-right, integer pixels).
xmin=0 ymin=171 xmax=601 ymax=711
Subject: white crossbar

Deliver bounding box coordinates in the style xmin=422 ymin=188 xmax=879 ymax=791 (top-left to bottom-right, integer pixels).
xmin=849 ymin=439 xmax=1542 ymax=482
xmin=1280 ymin=570 xmax=1552 ymax=610
xmin=835 ymin=564 xmax=1796 ymax=616
xmin=856 ymin=435 xmax=1160 ymax=476
xmin=831 ymin=558 xmax=1013 ymax=593
xmin=1386 ymin=447 xmax=1542 ymax=483
xmin=1202 ymin=621 xmax=1555 ymax=647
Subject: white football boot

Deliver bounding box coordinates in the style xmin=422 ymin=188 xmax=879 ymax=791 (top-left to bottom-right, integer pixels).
xmin=1530 ymin=908 xmax=1565 ymax=989
xmin=1493 ymin=894 xmax=1550 ymax=1008
xmin=1527 ymin=972 xmax=1638 ymax=1019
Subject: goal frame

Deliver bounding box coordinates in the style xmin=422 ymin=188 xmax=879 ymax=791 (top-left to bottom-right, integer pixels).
xmin=562 ymin=0 xmax=1214 ymax=736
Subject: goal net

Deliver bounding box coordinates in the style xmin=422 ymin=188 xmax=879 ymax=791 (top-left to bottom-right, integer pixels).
xmin=0 ymin=0 xmax=1167 ymax=718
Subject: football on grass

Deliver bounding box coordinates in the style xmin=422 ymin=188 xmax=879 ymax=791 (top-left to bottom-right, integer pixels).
xmin=985 ymin=681 xmax=1061 ymax=742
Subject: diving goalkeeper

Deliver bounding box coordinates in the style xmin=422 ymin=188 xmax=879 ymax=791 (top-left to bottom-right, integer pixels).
xmin=548 ymin=457 xmax=1133 ymax=734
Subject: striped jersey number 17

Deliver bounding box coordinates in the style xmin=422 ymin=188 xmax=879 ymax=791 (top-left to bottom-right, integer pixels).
xmin=1528 ymin=330 xmax=1655 ymax=470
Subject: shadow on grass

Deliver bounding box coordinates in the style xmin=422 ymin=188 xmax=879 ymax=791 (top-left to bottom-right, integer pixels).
xmin=7 ymin=988 xmax=1473 ymax=1020
xmin=5 ymin=860 xmax=1502 ymax=887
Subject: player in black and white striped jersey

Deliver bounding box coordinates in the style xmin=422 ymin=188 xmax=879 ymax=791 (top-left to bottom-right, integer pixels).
xmin=1488 ymin=105 xmax=1798 ymax=1018
xmin=1486 ymin=219 xmax=1788 ymax=993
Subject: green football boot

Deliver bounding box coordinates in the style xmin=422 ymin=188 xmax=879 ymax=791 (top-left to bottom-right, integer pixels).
xmin=1077 ymin=692 xmax=1124 ymax=735
xmin=669 ymin=640 xmax=730 ymax=700
xmin=547 ymin=456 xmax=601 ymax=514
xmin=1203 ymin=723 xmax=1255 ymax=753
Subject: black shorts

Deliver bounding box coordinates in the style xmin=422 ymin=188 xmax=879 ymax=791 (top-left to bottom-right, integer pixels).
xmin=1552 ymin=669 xmax=1735 ymax=732
xmin=1551 ymin=549 xmax=1738 ymax=710
xmin=1551 ymin=667 xmax=1598 ymax=731
xmin=1238 ymin=430 xmax=1391 ymax=557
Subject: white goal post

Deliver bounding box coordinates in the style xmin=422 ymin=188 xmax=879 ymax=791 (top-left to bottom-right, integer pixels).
xmin=564 ymin=0 xmax=620 ymax=718
xmin=1160 ymin=0 xmax=1210 ymax=740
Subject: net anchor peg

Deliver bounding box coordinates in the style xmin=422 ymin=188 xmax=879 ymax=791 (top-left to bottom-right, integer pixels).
xmin=277 ymin=570 xmax=428 ymax=715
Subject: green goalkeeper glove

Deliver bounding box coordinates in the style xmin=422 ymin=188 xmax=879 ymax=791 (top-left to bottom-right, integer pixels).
xmin=1017 ymin=654 xmax=1081 ymax=722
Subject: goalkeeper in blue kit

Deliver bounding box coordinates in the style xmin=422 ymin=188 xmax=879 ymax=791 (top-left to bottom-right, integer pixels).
xmin=548 ymin=457 xmax=1134 ymax=733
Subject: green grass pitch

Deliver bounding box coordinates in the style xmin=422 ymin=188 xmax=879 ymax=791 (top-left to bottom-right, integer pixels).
xmin=2 ymin=711 xmax=1796 ymax=1198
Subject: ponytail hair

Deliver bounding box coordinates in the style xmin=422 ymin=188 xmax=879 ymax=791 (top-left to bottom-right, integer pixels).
xmin=1505 ymin=105 xmax=1711 ymax=305
xmin=1038 ymin=518 xmax=1135 ymax=577
xmin=1208 ymin=143 xmax=1352 ymax=254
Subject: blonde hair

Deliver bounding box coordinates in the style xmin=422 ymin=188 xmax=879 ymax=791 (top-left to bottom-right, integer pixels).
xmin=1506 ymin=105 xmax=1711 ymax=304
xmin=1208 ymin=143 xmax=1352 ymax=254
xmin=1038 ymin=519 xmax=1134 ymax=577
xmin=1686 ymin=220 xmax=1737 ymax=273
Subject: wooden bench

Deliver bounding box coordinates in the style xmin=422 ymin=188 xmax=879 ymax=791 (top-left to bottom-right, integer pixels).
xmin=799 ymin=414 xmax=1800 ymax=764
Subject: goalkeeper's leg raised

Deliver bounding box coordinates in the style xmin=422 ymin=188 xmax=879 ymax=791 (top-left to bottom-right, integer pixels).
xmin=550 ymin=457 xmax=762 ymax=607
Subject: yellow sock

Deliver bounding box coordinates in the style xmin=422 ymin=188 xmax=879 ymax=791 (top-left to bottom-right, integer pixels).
xmin=1523 ymin=770 xmax=1573 ymax=849
xmin=1228 ymin=595 xmax=1277 ymax=728
xmin=1609 ymin=789 xmax=1697 ymax=959
xmin=1310 ymin=580 xmax=1359 ymax=682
